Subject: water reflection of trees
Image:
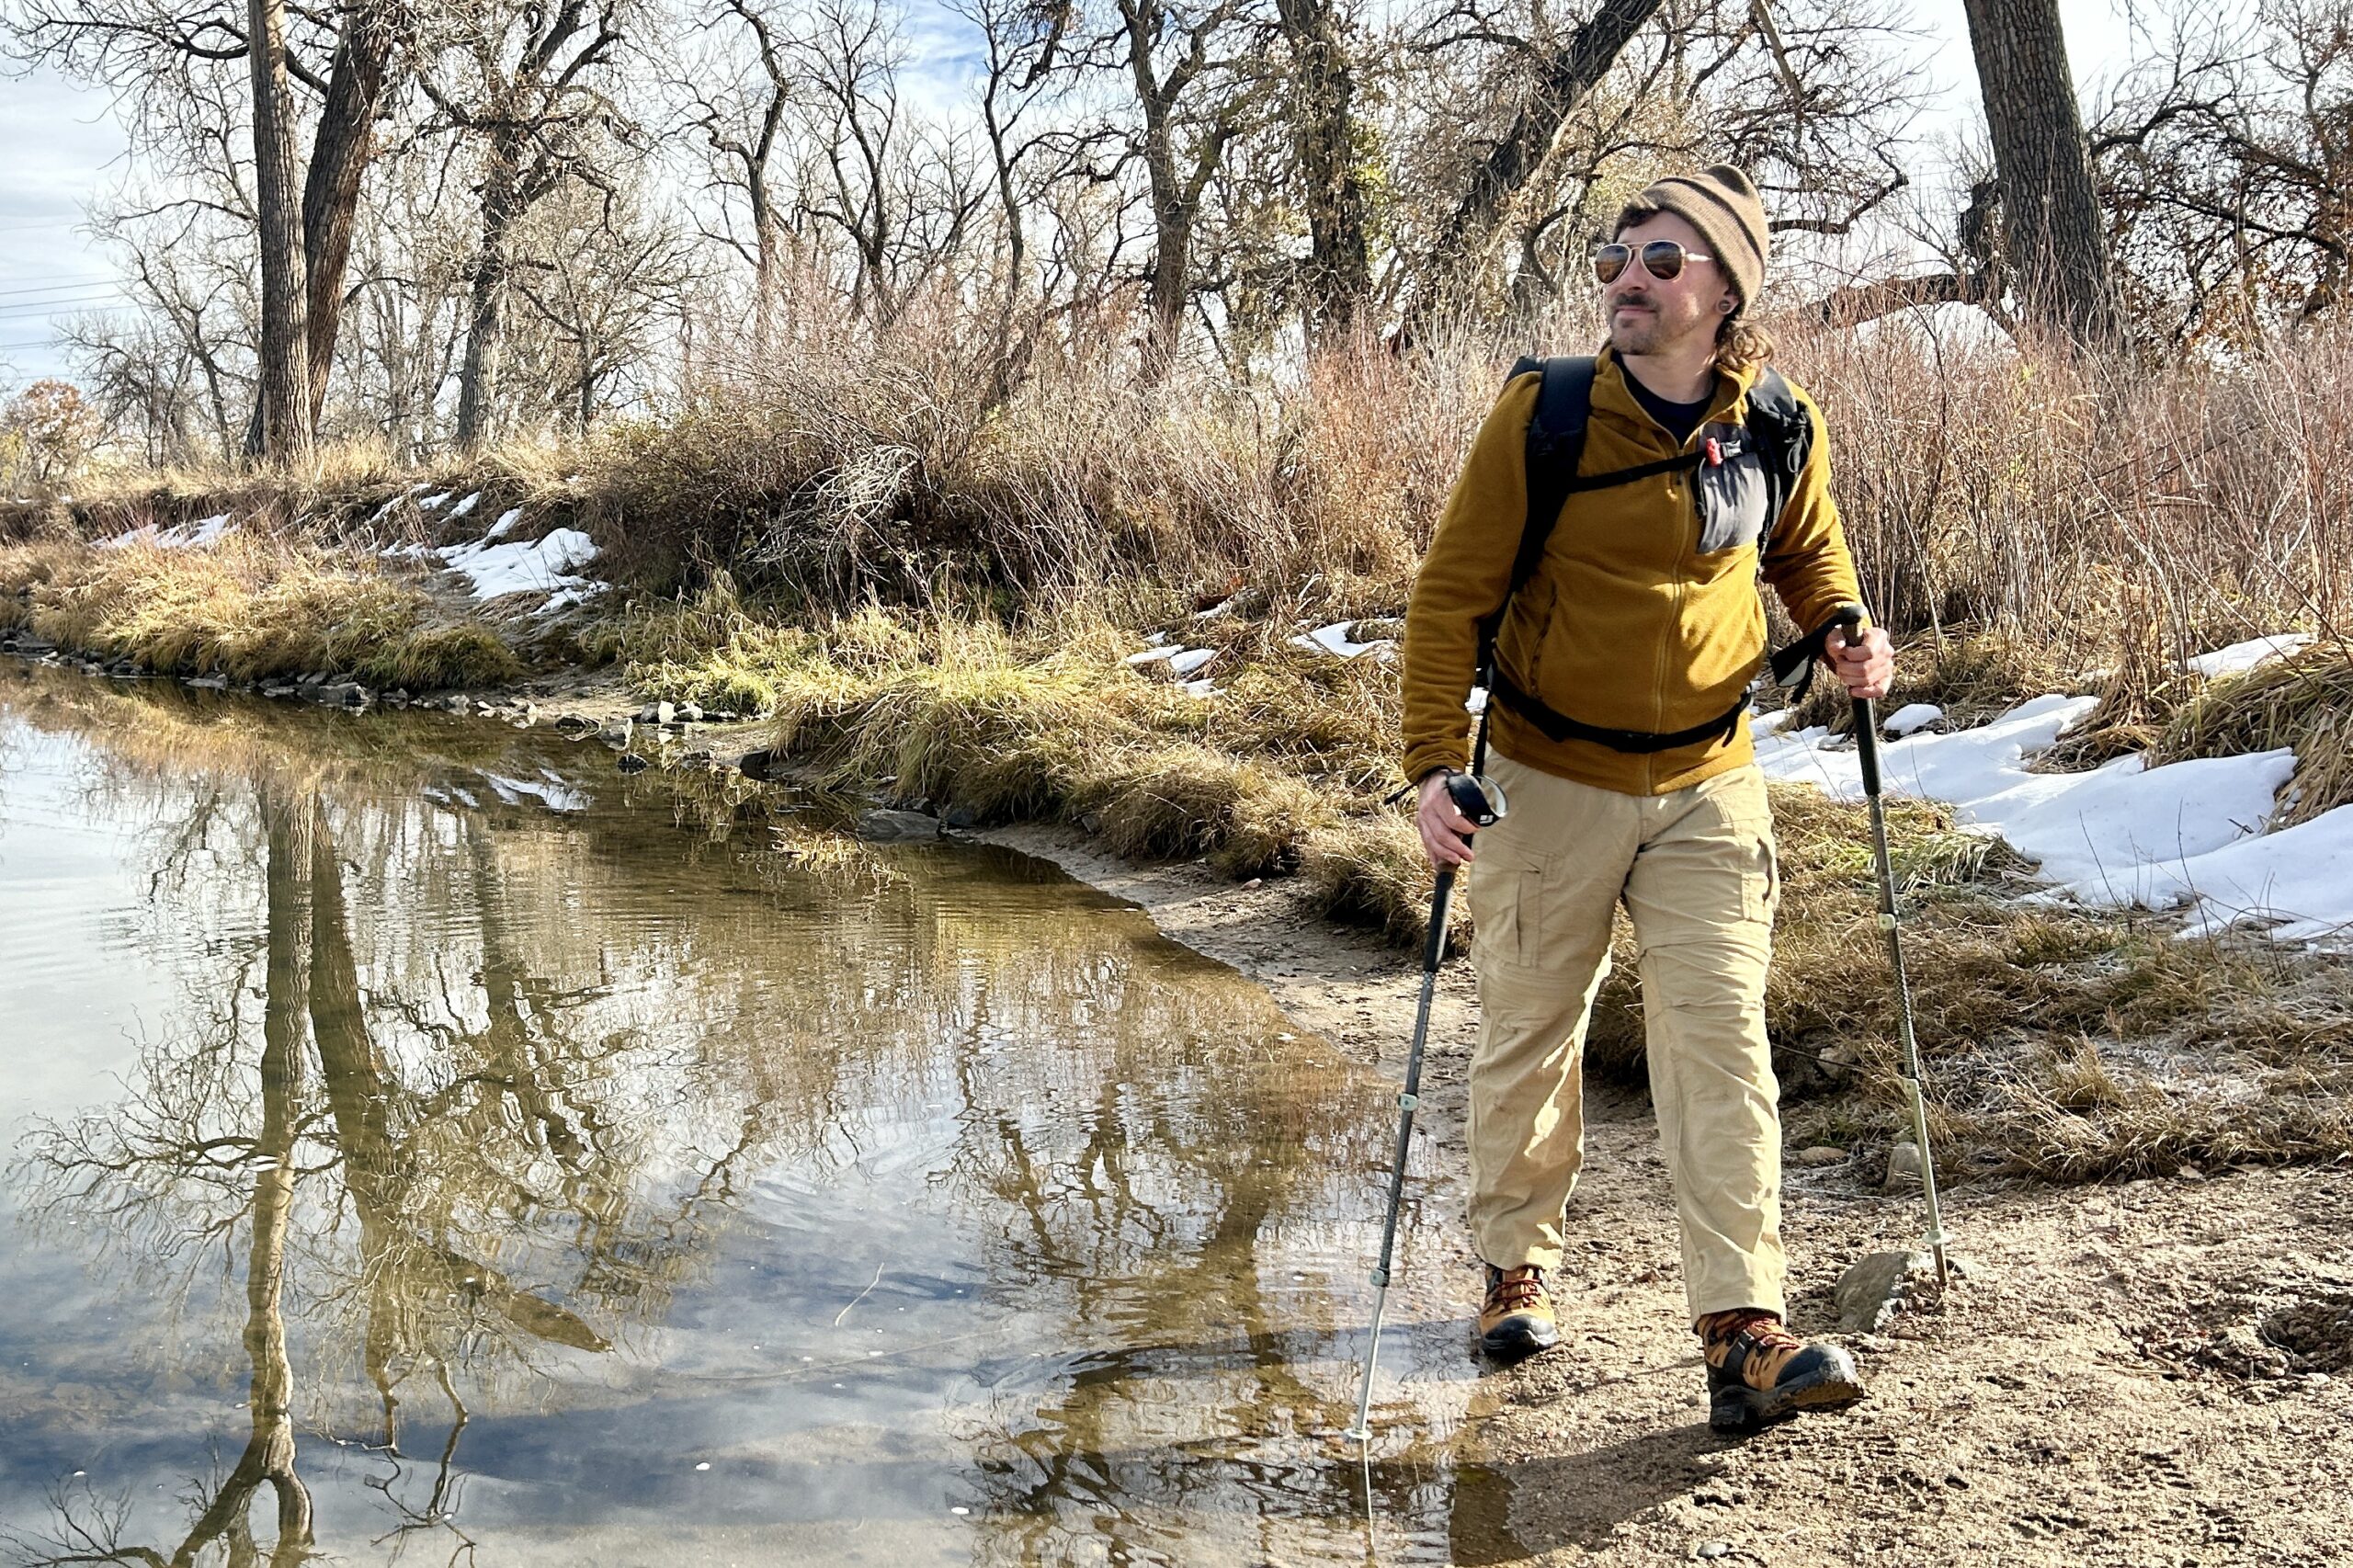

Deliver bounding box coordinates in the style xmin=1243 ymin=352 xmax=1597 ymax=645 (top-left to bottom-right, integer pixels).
xmin=6 ymin=672 xmax=1415 ymax=1562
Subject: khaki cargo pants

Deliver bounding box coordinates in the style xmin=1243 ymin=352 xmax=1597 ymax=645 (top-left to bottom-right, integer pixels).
xmin=1464 ymin=754 xmax=1785 ymax=1323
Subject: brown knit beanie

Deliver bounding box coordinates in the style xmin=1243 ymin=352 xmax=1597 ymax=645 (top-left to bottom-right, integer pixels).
xmin=1615 ymin=165 xmax=1770 ymax=309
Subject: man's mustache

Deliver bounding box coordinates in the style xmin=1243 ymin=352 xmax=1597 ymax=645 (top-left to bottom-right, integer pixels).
xmin=1610 ymin=290 xmax=1658 ymax=311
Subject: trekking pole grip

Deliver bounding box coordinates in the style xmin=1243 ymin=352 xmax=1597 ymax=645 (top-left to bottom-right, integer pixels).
xmin=1831 ymin=605 xmax=1881 ymax=797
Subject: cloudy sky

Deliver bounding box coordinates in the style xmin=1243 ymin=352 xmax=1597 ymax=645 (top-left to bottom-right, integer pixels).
xmin=0 ymin=0 xmax=2143 ymax=392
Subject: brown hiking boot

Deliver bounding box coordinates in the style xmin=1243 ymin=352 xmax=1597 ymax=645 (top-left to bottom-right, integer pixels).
xmin=1478 ymin=1264 xmax=1560 ymax=1360
xmin=1698 ymin=1308 xmax=1865 ymax=1433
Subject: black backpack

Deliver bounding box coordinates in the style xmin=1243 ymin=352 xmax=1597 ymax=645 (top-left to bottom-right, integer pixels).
xmin=1472 ymin=355 xmax=1833 ymax=755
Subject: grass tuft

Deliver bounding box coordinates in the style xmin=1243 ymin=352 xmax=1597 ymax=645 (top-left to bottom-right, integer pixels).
xmin=0 ymin=536 xmax=517 ymax=688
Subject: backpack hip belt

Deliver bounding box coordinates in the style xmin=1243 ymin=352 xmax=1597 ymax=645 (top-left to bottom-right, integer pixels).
xmin=1490 ymin=671 xmax=1751 ymax=756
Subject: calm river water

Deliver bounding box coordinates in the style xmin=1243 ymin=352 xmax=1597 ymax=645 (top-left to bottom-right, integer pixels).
xmin=0 ymin=663 xmax=1527 ymax=1566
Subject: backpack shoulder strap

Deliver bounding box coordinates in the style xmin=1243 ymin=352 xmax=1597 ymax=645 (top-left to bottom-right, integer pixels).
xmin=1510 ymin=355 xmax=1596 ymax=599
xmin=1475 ymin=356 xmax=1595 ymax=676
xmin=1744 ymin=367 xmax=1815 ymax=555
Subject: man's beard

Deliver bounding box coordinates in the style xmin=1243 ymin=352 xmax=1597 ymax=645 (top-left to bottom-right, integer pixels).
xmin=1608 ymin=313 xmax=1665 ymax=355
xmin=1608 ymin=291 xmax=1703 ymax=357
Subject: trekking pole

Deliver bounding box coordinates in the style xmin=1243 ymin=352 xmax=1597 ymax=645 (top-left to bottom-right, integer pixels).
xmin=1833 ymin=605 xmax=1950 ymax=1287
xmin=1346 ymin=766 xmax=1500 ymax=1445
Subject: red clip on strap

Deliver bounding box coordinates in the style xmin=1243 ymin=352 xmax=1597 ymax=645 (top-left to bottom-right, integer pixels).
xmin=1705 ymin=436 xmax=1723 ymax=466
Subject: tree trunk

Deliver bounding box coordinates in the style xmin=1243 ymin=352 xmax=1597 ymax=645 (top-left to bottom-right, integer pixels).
xmin=1277 ymin=0 xmax=1370 ymax=344
xmin=749 ymin=182 xmax=779 ymax=358
xmin=245 ymin=0 xmax=313 ymax=463
xmin=1960 ymin=0 xmax=2121 ymax=348
xmin=453 ymin=144 xmax=522 ymax=452
xmin=301 ymin=2 xmax=401 ymax=423
xmin=1404 ymin=0 xmax=1666 ymax=343
xmin=242 ymin=1 xmax=402 ymax=452
xmin=1123 ymin=0 xmax=1192 ymax=380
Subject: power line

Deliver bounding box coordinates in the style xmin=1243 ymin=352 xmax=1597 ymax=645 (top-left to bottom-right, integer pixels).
xmin=0 ymin=294 xmax=130 ymax=319
xmin=0 ymin=278 xmax=128 ymax=300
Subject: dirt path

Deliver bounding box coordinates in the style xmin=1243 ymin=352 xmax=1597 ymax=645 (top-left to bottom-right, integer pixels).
xmin=985 ymin=823 xmax=2353 ymax=1568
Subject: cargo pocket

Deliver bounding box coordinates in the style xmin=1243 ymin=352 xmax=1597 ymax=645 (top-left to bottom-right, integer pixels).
xmin=1740 ymin=826 xmax=1780 ymax=924
xmin=1468 ymin=848 xmax=1547 ymax=968
xmin=1694 ymin=423 xmax=1769 ymax=555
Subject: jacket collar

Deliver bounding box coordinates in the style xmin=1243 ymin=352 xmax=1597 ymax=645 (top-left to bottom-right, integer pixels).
xmin=1594 ymin=345 xmax=1760 ymax=444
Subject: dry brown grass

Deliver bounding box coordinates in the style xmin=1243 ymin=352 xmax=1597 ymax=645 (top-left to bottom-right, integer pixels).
xmin=0 ymin=536 xmax=517 ymax=688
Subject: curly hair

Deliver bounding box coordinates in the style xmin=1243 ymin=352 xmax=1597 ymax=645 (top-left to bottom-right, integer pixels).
xmin=1715 ymin=311 xmax=1775 ymax=376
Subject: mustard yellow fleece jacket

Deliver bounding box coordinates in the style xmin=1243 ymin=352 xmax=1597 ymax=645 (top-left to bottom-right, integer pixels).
xmin=1401 ymin=349 xmax=1861 ymax=797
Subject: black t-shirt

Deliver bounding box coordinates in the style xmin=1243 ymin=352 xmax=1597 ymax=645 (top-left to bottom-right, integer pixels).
xmin=1623 ymin=367 xmax=1715 ymax=448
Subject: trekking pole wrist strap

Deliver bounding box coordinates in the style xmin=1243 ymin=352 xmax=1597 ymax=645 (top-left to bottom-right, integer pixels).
xmin=1385 ymin=765 xmax=1459 ymax=806
xmin=1766 ymin=605 xmax=1870 ymax=699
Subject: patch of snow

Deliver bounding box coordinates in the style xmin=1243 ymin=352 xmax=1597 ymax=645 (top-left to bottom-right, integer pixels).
xmin=2165 ymin=804 xmax=2353 ymax=945
xmin=1180 ymin=678 xmax=1217 ymax=699
xmin=446 ymin=493 xmax=481 ymax=520
xmin=484 ymin=507 xmax=522 ymax=540
xmin=540 ymin=585 xmax=601 ymax=612
xmin=1751 ymin=710 xmax=1799 ymax=738
xmin=1144 ymin=631 xmax=1169 ymax=646
xmin=1882 ymin=702 xmax=1942 ymax=737
xmin=101 ymin=513 xmax=234 ymax=551
xmin=1191 ymin=600 xmax=1233 ymax=622
xmin=1126 ymin=645 xmax=1182 ymax=665
xmin=2001 ymin=750 xmax=2296 ymax=905
xmin=1757 ymin=696 xmax=2099 ymax=804
xmin=438 ymin=527 xmax=600 ymax=602
xmin=2185 ymin=633 xmax=2311 ymax=679
xmin=1166 ymin=647 xmax=1217 ymax=676
xmin=1290 ymin=620 xmax=1397 ymax=660
xmin=1757 ymin=692 xmax=2315 ymax=932
xmin=418 ymin=492 xmax=451 ymax=510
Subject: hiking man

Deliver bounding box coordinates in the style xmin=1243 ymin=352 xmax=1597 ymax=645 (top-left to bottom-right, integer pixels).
xmin=1399 ymin=165 xmax=1893 ymax=1434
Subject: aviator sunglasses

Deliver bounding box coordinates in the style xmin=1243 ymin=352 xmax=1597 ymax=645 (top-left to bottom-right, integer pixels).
xmin=1592 ymin=239 xmax=1714 ymax=285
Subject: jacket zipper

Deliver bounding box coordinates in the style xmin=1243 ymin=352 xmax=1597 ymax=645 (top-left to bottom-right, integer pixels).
xmin=1623 ymin=369 xmax=1744 ymax=790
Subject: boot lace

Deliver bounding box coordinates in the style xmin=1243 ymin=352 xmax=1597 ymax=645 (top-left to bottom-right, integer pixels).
xmin=1699 ymin=1308 xmax=1802 ymax=1386
xmin=1485 ymin=1266 xmax=1546 ymax=1315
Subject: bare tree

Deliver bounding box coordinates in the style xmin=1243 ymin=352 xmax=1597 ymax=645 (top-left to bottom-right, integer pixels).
xmin=2094 ymin=0 xmax=2353 ymax=347
xmin=1274 ymin=0 xmax=1370 ymax=341
xmin=1432 ymin=0 xmax=1665 ymax=271
xmin=1088 ymin=0 xmax=1262 ymax=375
xmin=1384 ymin=0 xmax=1916 ymax=335
xmin=511 ymin=185 xmax=693 ymax=430
xmin=245 ymin=0 xmax=313 ymax=460
xmin=417 ymin=0 xmax=631 ymax=450
xmin=785 ymin=0 xmax=988 ymax=331
xmin=678 ymin=0 xmax=800 ymax=354
xmin=1960 ymin=0 xmax=2122 ymax=347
